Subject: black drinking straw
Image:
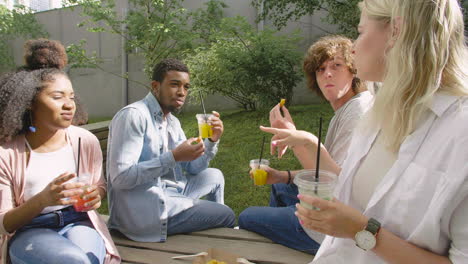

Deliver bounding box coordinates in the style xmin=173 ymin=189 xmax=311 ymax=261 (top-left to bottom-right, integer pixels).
xmin=258 ymin=135 xmax=266 ymax=169
xmin=315 ymin=117 xmax=323 ymax=193
xmin=199 ymin=91 xmax=207 ymax=121
xmin=77 ymin=137 xmax=81 ymax=179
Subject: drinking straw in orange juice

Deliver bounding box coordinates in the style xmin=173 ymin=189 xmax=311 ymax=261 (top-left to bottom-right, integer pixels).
xmin=72 ymin=171 xmax=93 ymax=212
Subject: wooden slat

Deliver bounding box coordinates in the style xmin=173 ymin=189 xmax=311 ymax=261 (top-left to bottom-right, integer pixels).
xmin=93 ymin=130 xmax=109 ymax=140
xmin=99 ymin=139 xmax=108 ymax=152
xmin=189 ymin=228 xmax=272 ymax=243
xmin=112 ymin=233 xmax=313 ymax=264
xmin=118 ymin=245 xmax=211 ymax=264
xmin=117 ymin=245 xmax=175 ymax=264
xmin=81 ymin=120 xmax=111 ymax=133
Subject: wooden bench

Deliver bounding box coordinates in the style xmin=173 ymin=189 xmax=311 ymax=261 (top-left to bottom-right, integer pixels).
xmin=81 ymin=121 xmax=111 ymax=175
xmin=83 ymin=123 xmax=314 ymax=263
xmin=102 ymin=215 xmax=313 ymax=264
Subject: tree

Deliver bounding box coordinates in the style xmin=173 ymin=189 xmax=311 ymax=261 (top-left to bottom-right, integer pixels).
xmin=252 ymin=0 xmax=360 ymax=38
xmin=0 ymin=5 xmax=48 ymax=72
xmin=190 ymin=0 xmax=228 ymax=45
xmin=64 ymin=0 xmax=197 ymax=80
xmin=185 ymin=17 xmax=303 ymax=111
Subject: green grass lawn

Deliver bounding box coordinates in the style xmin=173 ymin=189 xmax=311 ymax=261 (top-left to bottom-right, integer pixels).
xmin=97 ymin=102 xmax=334 ymax=218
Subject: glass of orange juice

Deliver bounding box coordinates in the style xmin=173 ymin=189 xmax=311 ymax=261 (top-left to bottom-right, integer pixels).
xmin=196 ymin=114 xmax=214 ymax=139
xmin=72 ymin=173 xmax=93 ymax=212
xmin=249 ymin=159 xmax=270 ymax=186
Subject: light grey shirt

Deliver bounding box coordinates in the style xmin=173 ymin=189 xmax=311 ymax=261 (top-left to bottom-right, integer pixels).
xmin=324 ymin=91 xmax=374 ymax=167
xmin=106 ymin=93 xmax=218 ymax=242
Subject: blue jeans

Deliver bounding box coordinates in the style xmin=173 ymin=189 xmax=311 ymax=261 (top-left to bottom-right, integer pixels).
xmin=9 ymin=206 xmax=106 ymax=264
xmin=238 ymin=183 xmax=320 ymax=254
xmin=167 ymin=168 xmax=235 ymax=235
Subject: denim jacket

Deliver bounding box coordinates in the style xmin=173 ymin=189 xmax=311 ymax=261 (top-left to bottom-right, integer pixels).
xmin=106 ymin=93 xmax=218 ymax=242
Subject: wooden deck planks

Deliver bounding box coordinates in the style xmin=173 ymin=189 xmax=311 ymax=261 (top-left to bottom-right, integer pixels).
xmin=112 ymin=230 xmax=313 ymax=264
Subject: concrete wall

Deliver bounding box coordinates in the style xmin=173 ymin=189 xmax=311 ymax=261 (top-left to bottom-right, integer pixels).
xmin=10 ymin=0 xmax=336 ymax=118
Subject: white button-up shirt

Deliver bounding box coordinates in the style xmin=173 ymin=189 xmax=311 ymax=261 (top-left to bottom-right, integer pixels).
xmin=312 ymin=93 xmax=468 ymax=263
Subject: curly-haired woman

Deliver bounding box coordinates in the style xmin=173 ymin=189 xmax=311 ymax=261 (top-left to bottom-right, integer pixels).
xmin=0 ymin=69 xmax=120 ymax=264
xmin=20 ymin=38 xmax=88 ymax=126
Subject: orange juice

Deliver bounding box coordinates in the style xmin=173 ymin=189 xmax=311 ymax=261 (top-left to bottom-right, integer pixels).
xmin=249 ymin=159 xmax=270 ymax=186
xmin=252 ymin=169 xmax=268 ymax=185
xmin=72 ymin=187 xmax=93 ymax=212
xmin=198 ymin=123 xmax=213 ymax=138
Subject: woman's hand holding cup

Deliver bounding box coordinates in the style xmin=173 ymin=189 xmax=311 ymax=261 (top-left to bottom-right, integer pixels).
xmin=38 ymin=172 xmax=85 ymax=208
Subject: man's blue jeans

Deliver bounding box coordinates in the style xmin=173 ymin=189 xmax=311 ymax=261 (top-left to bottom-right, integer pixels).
xmin=238 ymin=183 xmax=320 ymax=254
xmin=9 ymin=206 xmax=106 ymax=264
xmin=167 ymin=168 xmax=235 ymax=235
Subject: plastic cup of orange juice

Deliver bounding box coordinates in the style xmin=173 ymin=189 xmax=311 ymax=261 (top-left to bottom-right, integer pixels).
xmin=249 ymin=159 xmax=269 ymax=186
xmin=196 ymin=114 xmax=214 ymax=139
xmin=72 ymin=173 xmax=93 ymax=212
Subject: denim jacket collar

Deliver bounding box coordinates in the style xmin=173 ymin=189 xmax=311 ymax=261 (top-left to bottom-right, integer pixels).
xmin=143 ymin=92 xmax=175 ymax=125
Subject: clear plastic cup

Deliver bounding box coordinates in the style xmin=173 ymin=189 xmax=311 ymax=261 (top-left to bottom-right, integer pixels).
xmin=72 ymin=173 xmax=93 ymax=212
xmin=294 ymin=169 xmax=337 ymax=210
xmin=196 ymin=114 xmax=214 ymax=139
xmin=249 ymin=159 xmax=270 ymax=186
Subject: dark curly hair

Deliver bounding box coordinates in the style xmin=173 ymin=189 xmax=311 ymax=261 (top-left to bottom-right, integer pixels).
xmin=303 ymin=35 xmax=365 ymax=99
xmin=152 ymin=58 xmax=189 ymax=82
xmin=20 ymin=38 xmax=88 ymax=125
xmin=23 ymin=38 xmax=68 ymax=70
xmin=0 ymin=69 xmax=71 ymax=143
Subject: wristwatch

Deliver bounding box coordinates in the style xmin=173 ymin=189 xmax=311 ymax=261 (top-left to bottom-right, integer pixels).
xmin=355 ymin=218 xmax=381 ymax=250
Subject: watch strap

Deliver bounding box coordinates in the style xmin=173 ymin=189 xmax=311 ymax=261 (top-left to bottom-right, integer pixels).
xmin=366 ymin=218 xmax=381 ymax=236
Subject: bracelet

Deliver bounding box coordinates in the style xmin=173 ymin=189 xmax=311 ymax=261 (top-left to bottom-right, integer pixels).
xmin=286 ymin=170 xmax=292 ymax=184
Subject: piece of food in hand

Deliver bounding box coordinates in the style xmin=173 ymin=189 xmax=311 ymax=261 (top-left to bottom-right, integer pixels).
xmin=191 ymin=136 xmax=203 ymax=145
xmin=279 ymin=98 xmax=286 ymax=107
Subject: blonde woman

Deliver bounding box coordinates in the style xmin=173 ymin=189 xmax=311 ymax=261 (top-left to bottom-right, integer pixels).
xmin=261 ymin=0 xmax=468 ymax=263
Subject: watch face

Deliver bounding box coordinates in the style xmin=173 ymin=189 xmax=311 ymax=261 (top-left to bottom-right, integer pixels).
xmin=355 ymin=230 xmax=376 ymax=250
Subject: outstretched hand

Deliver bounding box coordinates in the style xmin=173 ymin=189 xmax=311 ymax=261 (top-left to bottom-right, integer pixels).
xmin=260 ymin=126 xmax=318 ymax=151
xmin=269 ymin=104 xmax=296 ymax=158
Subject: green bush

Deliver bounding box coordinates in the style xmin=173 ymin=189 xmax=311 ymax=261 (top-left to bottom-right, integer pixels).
xmin=185 ymin=16 xmax=303 ymax=111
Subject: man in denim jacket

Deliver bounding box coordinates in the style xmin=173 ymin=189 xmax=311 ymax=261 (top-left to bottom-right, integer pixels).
xmin=106 ymin=58 xmax=235 ymax=242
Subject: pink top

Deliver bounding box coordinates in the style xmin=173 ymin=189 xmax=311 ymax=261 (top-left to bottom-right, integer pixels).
xmin=0 ymin=126 xmax=121 ymax=264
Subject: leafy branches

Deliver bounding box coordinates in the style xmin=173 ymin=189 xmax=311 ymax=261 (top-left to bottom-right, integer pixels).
xmin=64 ymin=0 xmax=196 ymax=78
xmin=252 ymin=0 xmax=360 ymax=38
xmin=0 ymin=5 xmax=48 ymax=72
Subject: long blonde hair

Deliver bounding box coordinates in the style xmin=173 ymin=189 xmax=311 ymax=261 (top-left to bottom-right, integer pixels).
xmin=360 ymin=0 xmax=468 ymax=151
